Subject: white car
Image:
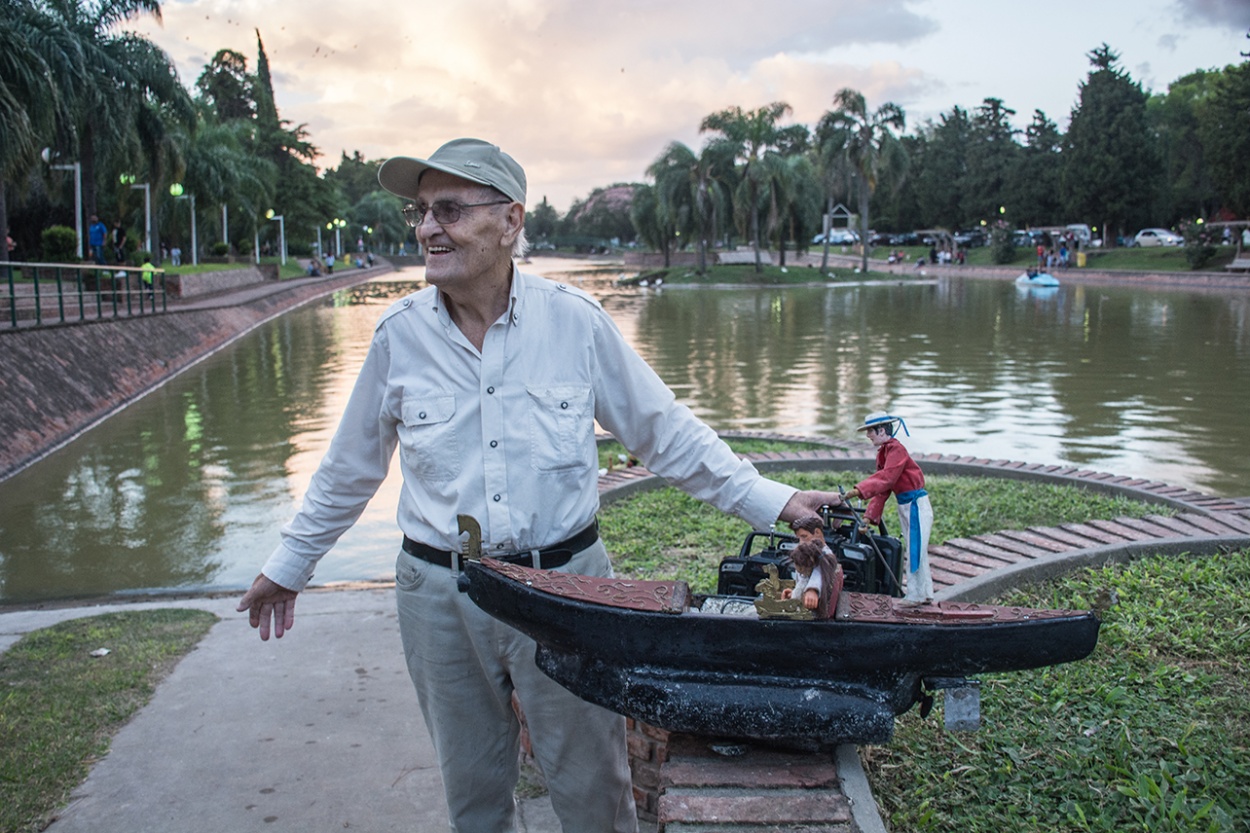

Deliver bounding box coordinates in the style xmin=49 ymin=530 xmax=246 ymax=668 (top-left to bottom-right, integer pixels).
xmin=1132 ymin=228 xmax=1183 ymax=247
xmin=812 ymin=230 xmax=859 ymax=245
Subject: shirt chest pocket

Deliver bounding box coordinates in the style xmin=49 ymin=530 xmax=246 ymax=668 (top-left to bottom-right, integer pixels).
xmin=526 ymin=385 xmax=593 ymax=472
xmin=400 ymin=395 xmax=461 ymax=482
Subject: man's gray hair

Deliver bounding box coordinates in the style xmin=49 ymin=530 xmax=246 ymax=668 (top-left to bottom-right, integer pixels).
xmin=512 ymin=226 xmax=530 ymax=259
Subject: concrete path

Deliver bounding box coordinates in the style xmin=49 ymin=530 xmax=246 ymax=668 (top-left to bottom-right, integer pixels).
xmin=3 ymin=589 xmax=564 ymax=833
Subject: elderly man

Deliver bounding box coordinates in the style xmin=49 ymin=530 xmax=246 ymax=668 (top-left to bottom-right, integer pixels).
xmin=237 ymin=137 xmax=844 ymax=832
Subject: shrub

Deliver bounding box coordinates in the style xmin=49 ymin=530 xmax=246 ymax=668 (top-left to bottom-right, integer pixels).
xmin=1179 ymin=219 xmax=1218 ymax=269
xmin=40 ymin=225 xmax=79 ymax=263
xmin=988 ymin=219 xmax=1016 ymax=265
xmin=210 ymin=241 xmax=229 ymax=257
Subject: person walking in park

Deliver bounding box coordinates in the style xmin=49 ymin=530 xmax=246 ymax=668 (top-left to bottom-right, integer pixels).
xmin=111 ymin=219 xmax=127 ymax=263
xmin=88 ymin=215 xmax=108 ymax=265
xmin=236 ymin=137 xmax=845 ymax=833
xmin=845 ymin=412 xmax=934 ymax=602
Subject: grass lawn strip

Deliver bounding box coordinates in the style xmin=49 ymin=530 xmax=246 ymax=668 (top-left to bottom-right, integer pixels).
xmin=863 ymin=548 xmax=1250 ymax=833
xmin=599 ymin=470 xmax=1171 ymax=593
xmin=0 ymin=608 xmax=218 ymax=833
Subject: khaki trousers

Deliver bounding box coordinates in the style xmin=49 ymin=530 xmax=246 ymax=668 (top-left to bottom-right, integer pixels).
xmin=395 ymin=539 xmax=638 ymax=833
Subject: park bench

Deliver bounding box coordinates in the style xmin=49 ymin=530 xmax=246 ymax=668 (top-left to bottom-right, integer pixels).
xmin=1224 ymin=256 xmax=1250 ymax=272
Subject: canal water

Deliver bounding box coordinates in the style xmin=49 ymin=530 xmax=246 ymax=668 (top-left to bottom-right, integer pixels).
xmin=1 ymin=259 xmax=1247 ymax=604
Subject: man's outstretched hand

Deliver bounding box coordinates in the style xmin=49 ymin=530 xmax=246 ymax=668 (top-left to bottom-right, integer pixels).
xmin=778 ymin=490 xmax=845 ymax=524
xmin=237 ymin=574 xmax=299 ymax=641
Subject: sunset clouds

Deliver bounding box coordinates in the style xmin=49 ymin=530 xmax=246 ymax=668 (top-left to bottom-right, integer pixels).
xmin=129 ymin=0 xmax=1249 ymax=210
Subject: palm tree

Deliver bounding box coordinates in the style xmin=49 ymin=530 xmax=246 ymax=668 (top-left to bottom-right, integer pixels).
xmin=761 ymin=152 xmax=820 ymax=267
xmin=0 ymin=0 xmax=83 ymax=255
xmin=700 ymin=102 xmax=803 ymax=273
xmin=40 ymin=0 xmax=194 ymax=222
xmin=817 ymin=88 xmax=907 ymax=274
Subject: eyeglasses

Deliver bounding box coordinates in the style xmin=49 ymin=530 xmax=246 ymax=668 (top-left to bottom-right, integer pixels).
xmin=402 ymin=199 xmax=512 ymax=228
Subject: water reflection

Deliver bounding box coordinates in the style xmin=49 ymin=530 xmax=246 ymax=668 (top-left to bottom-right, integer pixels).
xmin=0 ymin=263 xmax=1246 ymax=604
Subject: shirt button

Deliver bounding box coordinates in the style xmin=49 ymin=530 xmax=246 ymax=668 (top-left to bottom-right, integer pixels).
xmin=496 ymin=543 xmax=506 ymax=550
xmin=493 ymin=494 xmax=501 ymax=502
xmin=402 ymin=298 xmax=412 ymax=307
xmin=487 ymin=386 xmax=495 ymax=395
xmin=490 ymin=440 xmax=498 ymax=448
xmin=418 ymin=411 xmax=427 ymax=420
xmin=560 ymin=401 xmax=568 ymax=409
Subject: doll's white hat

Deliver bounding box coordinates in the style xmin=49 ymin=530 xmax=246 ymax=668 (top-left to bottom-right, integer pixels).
xmin=857 ymin=412 xmax=909 ymax=437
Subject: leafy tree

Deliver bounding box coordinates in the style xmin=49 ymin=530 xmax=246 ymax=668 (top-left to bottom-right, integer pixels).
xmin=645 ymin=140 xmax=740 ymax=271
xmin=349 ymin=189 xmax=405 ymax=254
xmin=817 ymin=88 xmax=906 ymax=273
xmin=1200 ymin=58 xmax=1250 ymax=218
xmin=563 ymin=184 xmax=637 ymax=245
xmin=1010 ymin=110 xmax=1064 ymax=229
xmin=912 ymin=106 xmax=972 ymax=231
xmin=1061 ymin=44 xmax=1162 ymax=244
xmin=524 ymin=196 xmax=560 ymax=243
xmin=40 ymin=0 xmax=194 ymax=224
xmin=759 ymin=150 xmax=820 ymax=266
xmin=963 ymin=98 xmax=1020 ymax=225
xmin=629 ymin=183 xmax=670 ymax=265
xmin=0 ymin=0 xmax=83 ymax=255
xmin=1149 ymin=70 xmax=1221 ymax=225
xmin=194 ymin=49 xmax=255 ymax=121
xmin=179 ymin=117 xmax=276 ymax=253
xmin=700 ymin=102 xmax=801 ymax=272
xmin=324 ymin=150 xmax=382 ymax=207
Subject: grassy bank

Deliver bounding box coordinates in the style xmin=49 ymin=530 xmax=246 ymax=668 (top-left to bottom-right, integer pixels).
xmin=865 ymin=548 xmax=1250 ymax=833
xmin=0 ymin=609 xmax=218 ymax=833
xmin=598 ymin=468 xmax=1172 ymax=593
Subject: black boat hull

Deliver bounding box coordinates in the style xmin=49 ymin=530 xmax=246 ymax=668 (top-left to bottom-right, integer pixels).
xmin=462 ymin=560 xmax=1100 ymax=745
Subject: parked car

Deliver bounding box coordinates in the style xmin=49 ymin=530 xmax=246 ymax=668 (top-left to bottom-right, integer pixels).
xmin=953 ymin=230 xmax=987 ymax=248
xmin=812 ymin=230 xmax=859 ymax=245
xmin=890 ymin=232 xmax=920 ymax=246
xmin=1132 ymin=228 xmax=1183 ymax=247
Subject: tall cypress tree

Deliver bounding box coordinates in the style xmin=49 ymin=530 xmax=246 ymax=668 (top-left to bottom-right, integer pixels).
xmin=1061 ymin=44 xmax=1162 ymax=245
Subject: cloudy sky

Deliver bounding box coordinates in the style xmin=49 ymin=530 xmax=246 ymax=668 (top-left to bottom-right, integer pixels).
xmin=128 ymin=0 xmax=1250 ymax=212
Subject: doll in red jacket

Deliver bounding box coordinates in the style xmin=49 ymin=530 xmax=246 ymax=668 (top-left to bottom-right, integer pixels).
xmin=845 ymin=412 xmax=934 ymax=602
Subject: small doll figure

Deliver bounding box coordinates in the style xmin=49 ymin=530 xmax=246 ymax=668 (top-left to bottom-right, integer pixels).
xmin=845 ymin=412 xmax=934 ymax=602
xmin=784 ymin=516 xmax=844 ymax=619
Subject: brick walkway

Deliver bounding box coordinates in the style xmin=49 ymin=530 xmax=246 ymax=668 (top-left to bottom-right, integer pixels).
xmin=597 ymin=431 xmax=1250 ymax=832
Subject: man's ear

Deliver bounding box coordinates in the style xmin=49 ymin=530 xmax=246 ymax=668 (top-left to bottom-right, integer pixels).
xmin=501 ymin=202 xmax=524 ymax=246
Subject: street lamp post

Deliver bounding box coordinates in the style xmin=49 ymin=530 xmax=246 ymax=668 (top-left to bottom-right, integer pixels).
xmin=315 ymin=225 xmax=322 ymax=257
xmin=43 ymin=149 xmax=82 ymax=259
xmin=326 ymin=217 xmax=347 ymax=256
xmin=170 ymin=183 xmax=198 ymax=266
xmin=120 ymin=174 xmax=151 ymax=254
xmin=266 ymin=210 xmax=286 ymax=265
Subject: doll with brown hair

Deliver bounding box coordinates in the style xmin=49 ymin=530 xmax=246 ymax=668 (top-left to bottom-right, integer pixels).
xmin=783 ymin=516 xmax=844 ymax=618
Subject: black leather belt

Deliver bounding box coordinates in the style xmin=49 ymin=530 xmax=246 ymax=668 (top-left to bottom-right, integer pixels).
xmin=402 ymin=521 xmax=599 ymax=570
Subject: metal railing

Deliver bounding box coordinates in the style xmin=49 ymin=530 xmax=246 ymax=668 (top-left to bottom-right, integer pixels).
xmin=2 ymin=261 xmax=167 ymax=329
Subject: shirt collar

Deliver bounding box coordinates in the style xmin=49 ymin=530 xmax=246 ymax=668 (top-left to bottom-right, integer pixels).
xmin=432 ymin=261 xmax=523 ymax=330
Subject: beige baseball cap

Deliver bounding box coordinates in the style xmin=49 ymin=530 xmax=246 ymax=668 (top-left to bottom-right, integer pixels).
xmin=377 ymin=138 xmax=526 ymax=205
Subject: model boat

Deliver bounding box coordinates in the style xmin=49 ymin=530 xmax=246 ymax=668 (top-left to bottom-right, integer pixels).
xmin=459 ymin=556 xmax=1100 ymax=746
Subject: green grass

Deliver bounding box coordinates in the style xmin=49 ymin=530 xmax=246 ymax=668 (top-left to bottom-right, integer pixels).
xmin=599 ymin=470 xmax=1172 ymax=593
xmin=0 ymin=609 xmax=218 ymax=833
xmin=597 ymin=436 xmax=837 ymax=471
xmin=629 ymin=261 xmax=908 ymax=285
xmin=864 ymin=548 xmax=1250 ymax=833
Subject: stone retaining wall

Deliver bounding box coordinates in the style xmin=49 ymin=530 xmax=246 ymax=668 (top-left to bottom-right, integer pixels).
xmin=163 ymin=265 xmax=276 ymax=298
xmin=0 ymin=269 xmax=382 ymax=480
